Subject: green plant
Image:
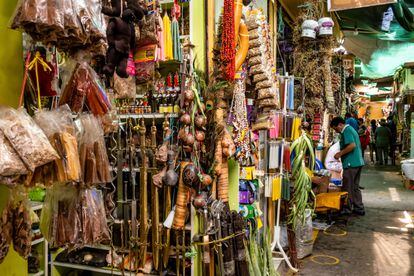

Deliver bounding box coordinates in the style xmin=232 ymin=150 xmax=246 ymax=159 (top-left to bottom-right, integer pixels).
xmin=245 ymin=227 xmax=279 ymax=276
xmin=289 ymin=131 xmax=315 ymax=229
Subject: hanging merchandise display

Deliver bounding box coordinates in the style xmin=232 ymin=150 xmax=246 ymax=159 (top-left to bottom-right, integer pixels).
xmin=0 ymin=0 xmax=347 ymax=274
xmin=11 ymin=0 xmax=107 ymax=54
xmin=293 ymin=0 xmax=337 ymax=115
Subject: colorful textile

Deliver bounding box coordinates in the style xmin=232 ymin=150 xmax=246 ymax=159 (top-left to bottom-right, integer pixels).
xmin=171 ymin=18 xmax=182 ymax=61
xmin=162 ymin=13 xmax=173 ymax=60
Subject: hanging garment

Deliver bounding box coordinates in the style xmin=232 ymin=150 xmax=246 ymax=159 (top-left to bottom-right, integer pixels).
xmin=162 ymin=13 xmax=173 ymax=60
xmin=171 ymin=17 xmax=182 ymax=61
xmin=157 ymin=14 xmax=165 ymax=61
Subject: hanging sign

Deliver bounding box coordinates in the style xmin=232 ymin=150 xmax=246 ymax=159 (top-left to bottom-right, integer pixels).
xmin=328 ymin=0 xmax=397 ymax=11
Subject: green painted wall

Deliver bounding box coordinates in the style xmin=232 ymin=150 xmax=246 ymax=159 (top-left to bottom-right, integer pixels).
xmin=0 ymin=1 xmax=27 ymax=275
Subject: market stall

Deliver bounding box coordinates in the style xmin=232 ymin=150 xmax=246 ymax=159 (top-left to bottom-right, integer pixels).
xmin=0 ymin=0 xmax=354 ymax=276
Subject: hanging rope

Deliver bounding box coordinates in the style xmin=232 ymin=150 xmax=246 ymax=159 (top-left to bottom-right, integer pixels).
xmin=27 ymin=51 xmax=52 ymax=110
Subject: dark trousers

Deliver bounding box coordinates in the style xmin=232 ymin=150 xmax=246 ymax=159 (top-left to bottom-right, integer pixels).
xmin=377 ymin=146 xmax=389 ymax=165
xmin=369 ymin=143 xmax=377 ymax=162
xmin=342 ymin=166 xmax=364 ymax=212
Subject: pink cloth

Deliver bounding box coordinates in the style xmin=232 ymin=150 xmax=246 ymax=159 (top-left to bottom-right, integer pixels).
xmin=269 ymin=114 xmax=280 ymax=139
xmin=157 ymin=14 xmax=165 ymax=61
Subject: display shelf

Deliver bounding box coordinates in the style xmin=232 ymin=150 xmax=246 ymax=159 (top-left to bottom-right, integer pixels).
xmin=29 ymin=270 xmax=44 ymax=276
xmin=31 ymin=237 xmax=45 ymax=246
xmin=52 ymin=261 xmax=124 ymax=276
xmin=118 ymin=113 xmax=178 ymax=120
xmin=52 ymin=261 xmax=159 ymax=276
xmin=30 ymin=201 xmax=43 ymax=211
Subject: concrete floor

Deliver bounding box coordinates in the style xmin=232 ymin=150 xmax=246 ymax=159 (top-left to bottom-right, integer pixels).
xmin=299 ymin=165 xmax=414 ymax=276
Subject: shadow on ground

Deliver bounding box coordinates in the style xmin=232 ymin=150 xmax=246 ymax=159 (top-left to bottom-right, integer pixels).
xmin=293 ymin=165 xmax=414 ymax=276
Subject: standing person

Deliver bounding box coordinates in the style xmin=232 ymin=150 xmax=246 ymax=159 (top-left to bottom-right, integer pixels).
xmin=345 ymin=112 xmax=359 ymax=132
xmin=330 ymin=117 xmax=365 ymax=216
xmin=369 ymin=119 xmax=378 ymax=164
xmin=387 ymin=115 xmax=397 ymax=165
xmin=375 ymin=119 xmax=392 ymax=165
xmin=358 ymin=118 xmax=370 ymax=161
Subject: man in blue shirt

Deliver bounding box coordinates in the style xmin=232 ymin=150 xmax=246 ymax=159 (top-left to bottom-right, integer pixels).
xmin=345 ymin=113 xmax=359 ymax=132
xmin=330 ymin=117 xmax=365 ymax=216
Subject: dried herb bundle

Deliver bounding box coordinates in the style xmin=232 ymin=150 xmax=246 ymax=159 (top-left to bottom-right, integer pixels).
xmin=292 ymin=0 xmax=337 ymax=115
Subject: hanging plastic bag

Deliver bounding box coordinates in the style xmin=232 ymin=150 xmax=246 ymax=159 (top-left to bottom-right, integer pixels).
xmin=80 ymin=188 xmax=110 ymax=245
xmin=40 ymin=185 xmax=82 ymax=248
xmin=11 ymin=199 xmax=32 ymax=259
xmin=0 ymin=201 xmax=13 ymax=264
xmin=59 ymin=63 xmax=111 ymax=116
xmin=114 ymin=72 xmax=136 ymax=99
xmin=137 ymin=14 xmax=159 ymax=47
xmin=0 ymin=130 xmax=28 ymax=177
xmin=34 ymin=105 xmax=82 ymax=183
xmin=295 ymin=209 xmax=313 ymax=259
xmin=0 ymin=106 xmax=59 ymax=172
xmin=78 ymin=114 xmax=112 ymax=186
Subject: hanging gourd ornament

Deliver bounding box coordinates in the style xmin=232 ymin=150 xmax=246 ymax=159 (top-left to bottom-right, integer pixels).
xmin=301 ymin=20 xmax=319 ymax=39
xmin=235 ymin=0 xmax=249 ymax=72
xmin=318 ymin=17 xmax=334 ymax=36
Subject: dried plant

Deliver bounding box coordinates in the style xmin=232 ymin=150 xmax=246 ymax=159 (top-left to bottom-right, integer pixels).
xmin=292 ymin=0 xmax=337 ymax=115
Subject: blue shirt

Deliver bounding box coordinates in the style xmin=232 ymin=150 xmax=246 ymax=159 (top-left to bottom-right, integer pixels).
xmin=340 ymin=125 xmax=365 ymax=169
xmin=345 ymin=117 xmax=359 ymax=132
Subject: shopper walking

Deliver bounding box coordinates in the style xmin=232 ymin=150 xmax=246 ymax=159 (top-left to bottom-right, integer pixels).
xmin=375 ymin=119 xmax=392 ymax=165
xmin=368 ymin=119 xmax=378 ymax=164
xmin=330 ymin=117 xmax=365 ymax=216
xmin=358 ymin=118 xmax=370 ymax=161
xmin=345 ymin=112 xmax=359 ymax=132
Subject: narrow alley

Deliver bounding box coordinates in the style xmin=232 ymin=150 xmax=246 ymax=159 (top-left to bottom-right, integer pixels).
xmin=300 ymin=165 xmax=414 ymax=276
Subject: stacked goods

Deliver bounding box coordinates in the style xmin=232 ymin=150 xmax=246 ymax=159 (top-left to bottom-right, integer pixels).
xmin=10 ymin=0 xmax=106 ymax=54
xmin=246 ymin=10 xmax=279 ymax=110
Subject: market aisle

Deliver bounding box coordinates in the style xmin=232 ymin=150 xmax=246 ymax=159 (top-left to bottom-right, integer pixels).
xmin=300 ymin=165 xmax=414 ymax=276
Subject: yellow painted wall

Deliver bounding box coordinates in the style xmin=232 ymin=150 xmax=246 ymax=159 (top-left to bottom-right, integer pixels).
xmin=0 ymin=1 xmax=27 ymax=275
xmin=0 ymin=0 xmax=23 ymax=108
xmin=190 ymin=0 xmax=206 ymax=71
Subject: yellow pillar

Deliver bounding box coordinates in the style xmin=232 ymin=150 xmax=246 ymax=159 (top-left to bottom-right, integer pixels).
xmin=190 ymin=0 xmax=206 ymax=72
xmin=0 ymin=1 xmax=27 ymax=276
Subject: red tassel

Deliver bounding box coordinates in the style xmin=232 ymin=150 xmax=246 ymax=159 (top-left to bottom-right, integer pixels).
xmin=220 ymin=0 xmax=235 ymax=81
